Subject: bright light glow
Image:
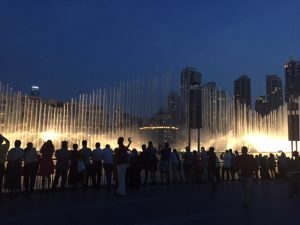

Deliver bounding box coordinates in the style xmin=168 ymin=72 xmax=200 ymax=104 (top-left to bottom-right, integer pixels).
xmin=140 ymin=126 xmax=179 ymax=130
xmin=41 ymin=131 xmax=58 ymax=141
xmin=242 ymin=134 xmax=291 ymax=153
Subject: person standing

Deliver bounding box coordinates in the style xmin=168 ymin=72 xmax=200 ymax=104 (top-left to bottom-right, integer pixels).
xmin=39 ymin=140 xmax=55 ymax=190
xmin=23 ymin=142 xmax=39 ymax=192
xmin=92 ymin=142 xmax=103 ymax=187
xmin=159 ymin=143 xmax=171 ymax=185
xmin=237 ymin=146 xmax=256 ymax=207
xmin=170 ymin=149 xmax=180 ymax=184
xmin=139 ymin=144 xmax=149 ymax=185
xmin=68 ymin=143 xmax=82 ymax=188
xmin=114 ymin=137 xmax=130 ymax=196
xmin=52 ymin=141 xmax=70 ymax=190
xmin=207 ymin=147 xmax=217 ymax=192
xmin=5 ymin=140 xmax=23 ymax=193
xmin=80 ymin=140 xmax=95 ymax=188
xmin=103 ymin=144 xmax=114 ymax=190
xmin=0 ymin=134 xmax=10 ymax=199
xmin=183 ymin=146 xmax=193 ymax=183
xmin=147 ymin=142 xmax=158 ymax=185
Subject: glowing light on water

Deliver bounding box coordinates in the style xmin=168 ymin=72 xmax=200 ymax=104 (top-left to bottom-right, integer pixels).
xmin=41 ymin=131 xmax=58 ymax=141
xmin=242 ymin=134 xmax=291 ymax=153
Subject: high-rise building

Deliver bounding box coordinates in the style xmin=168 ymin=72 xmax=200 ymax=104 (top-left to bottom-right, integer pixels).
xmin=285 ymin=57 xmax=300 ymax=102
xmin=180 ymin=66 xmax=202 ymax=126
xmin=167 ymin=91 xmax=180 ymax=123
xmin=30 ymin=86 xmax=40 ymax=97
xmin=234 ymin=75 xmax=251 ymax=108
xmin=266 ymin=75 xmax=283 ymax=111
xmin=255 ymin=96 xmax=270 ymax=116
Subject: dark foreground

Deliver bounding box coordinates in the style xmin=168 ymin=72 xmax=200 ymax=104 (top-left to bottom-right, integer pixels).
xmin=0 ymin=180 xmax=299 ymax=225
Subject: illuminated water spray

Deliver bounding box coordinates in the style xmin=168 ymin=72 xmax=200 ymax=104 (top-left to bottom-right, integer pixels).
xmin=0 ymin=78 xmax=298 ymax=153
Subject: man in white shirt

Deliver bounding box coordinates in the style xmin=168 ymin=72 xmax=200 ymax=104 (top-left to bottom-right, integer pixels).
xmin=0 ymin=134 xmax=10 ymax=198
xmin=92 ymin=142 xmax=103 ymax=187
xmin=103 ymin=144 xmax=113 ymax=190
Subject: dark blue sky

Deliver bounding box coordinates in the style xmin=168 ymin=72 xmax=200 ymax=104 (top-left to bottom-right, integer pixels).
xmin=0 ymin=0 xmax=299 ymax=101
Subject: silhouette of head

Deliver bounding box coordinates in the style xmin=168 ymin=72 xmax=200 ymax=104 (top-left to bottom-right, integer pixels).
xmin=185 ymin=146 xmax=190 ymax=152
xmin=14 ymin=140 xmax=21 ymax=148
xmin=82 ymin=140 xmax=87 ymax=147
xmin=27 ymin=142 xmax=33 ymax=148
xmin=142 ymin=144 xmax=146 ymax=151
xmin=209 ymin=147 xmax=215 ymax=152
xmin=73 ymin=143 xmax=78 ymax=151
xmin=117 ymin=137 xmax=124 ymax=146
xmin=241 ymin=146 xmax=248 ymax=154
xmin=148 ymin=141 xmax=153 ymax=147
xmin=106 ymin=144 xmax=110 ymax=148
xmin=173 ymin=149 xmax=177 ymax=153
xmin=61 ymin=141 xmax=68 ymax=149
xmin=95 ymin=142 xmax=100 ymax=148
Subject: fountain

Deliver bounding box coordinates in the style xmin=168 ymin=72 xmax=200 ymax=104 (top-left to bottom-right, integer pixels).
xmin=0 ymin=75 xmax=298 ymax=154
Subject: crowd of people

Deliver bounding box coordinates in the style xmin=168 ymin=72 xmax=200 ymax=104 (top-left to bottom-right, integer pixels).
xmin=1 ymin=133 xmax=300 ymax=204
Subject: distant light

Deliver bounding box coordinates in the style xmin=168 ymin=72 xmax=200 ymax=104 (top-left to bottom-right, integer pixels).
xmin=41 ymin=131 xmax=58 ymax=141
xmin=32 ymin=86 xmax=39 ymax=90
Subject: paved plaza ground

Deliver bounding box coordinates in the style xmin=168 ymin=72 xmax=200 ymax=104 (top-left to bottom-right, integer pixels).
xmin=0 ymin=180 xmax=299 ymax=225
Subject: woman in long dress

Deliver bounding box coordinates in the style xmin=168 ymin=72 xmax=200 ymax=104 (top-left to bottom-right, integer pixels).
xmin=39 ymin=140 xmax=55 ymax=190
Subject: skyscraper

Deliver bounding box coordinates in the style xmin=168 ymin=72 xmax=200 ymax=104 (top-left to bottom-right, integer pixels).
xmin=255 ymin=95 xmax=270 ymax=116
xmin=266 ymin=75 xmax=283 ymax=111
xmin=285 ymin=57 xmax=300 ymax=102
xmin=180 ymin=66 xmax=202 ymax=126
xmin=30 ymin=86 xmax=40 ymax=97
xmin=234 ymin=75 xmax=251 ymax=108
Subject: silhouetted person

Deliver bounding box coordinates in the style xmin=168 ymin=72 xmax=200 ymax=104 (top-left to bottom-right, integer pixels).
xmin=200 ymin=147 xmax=208 ymax=182
xmin=92 ymin=142 xmax=103 ymax=187
xmin=52 ymin=141 xmax=70 ymax=190
xmin=170 ymin=149 xmax=181 ymax=184
xmin=183 ymin=146 xmax=193 ymax=183
xmin=268 ymin=153 xmax=276 ymax=179
xmin=68 ymin=144 xmax=82 ymax=188
xmin=254 ymin=155 xmax=260 ymax=179
xmin=159 ymin=143 xmax=171 ymax=184
xmin=221 ymin=150 xmax=231 ymax=181
xmin=288 ymin=151 xmax=300 ymax=198
xmin=215 ymin=155 xmax=221 ymax=182
xmin=80 ymin=140 xmax=95 ymax=188
xmin=0 ymin=134 xmax=10 ymax=199
xmin=129 ymin=148 xmax=141 ymax=189
xmin=23 ymin=142 xmax=39 ymax=192
xmin=191 ymin=150 xmax=201 ymax=183
xmin=147 ymin=141 xmax=158 ymax=185
xmin=139 ymin=144 xmax=149 ymax=185
xmin=114 ymin=137 xmax=130 ymax=196
xmin=39 ymin=140 xmax=55 ymax=190
xmin=103 ymin=144 xmax=113 ymax=190
xmin=5 ymin=140 xmax=23 ymax=193
xmin=207 ymin=147 xmax=217 ymax=192
xmin=237 ymin=146 xmax=256 ymax=207
xmin=278 ymin=152 xmax=287 ymax=179
xmin=229 ymin=149 xmax=236 ymax=181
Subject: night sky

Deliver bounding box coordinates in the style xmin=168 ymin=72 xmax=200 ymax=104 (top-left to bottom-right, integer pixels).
xmin=0 ymin=0 xmax=299 ymax=101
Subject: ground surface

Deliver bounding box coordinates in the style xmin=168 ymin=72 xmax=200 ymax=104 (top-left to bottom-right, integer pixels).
xmin=0 ymin=180 xmax=299 ymax=225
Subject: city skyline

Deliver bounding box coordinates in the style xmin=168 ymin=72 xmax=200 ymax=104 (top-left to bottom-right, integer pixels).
xmin=1 ymin=0 xmax=300 ymax=101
